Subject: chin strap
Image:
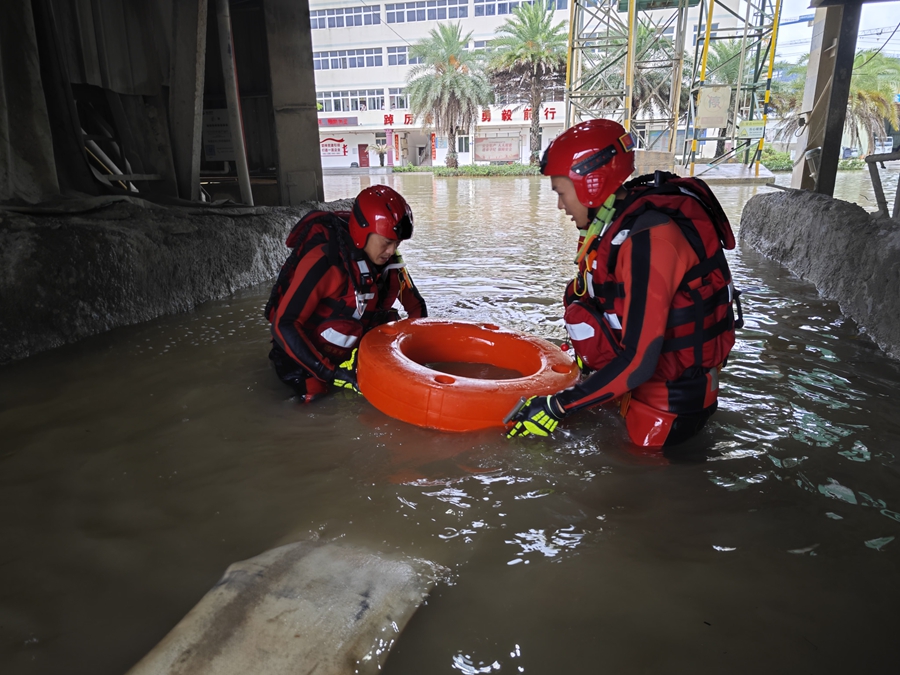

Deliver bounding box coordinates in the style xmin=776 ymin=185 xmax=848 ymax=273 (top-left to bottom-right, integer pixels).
xmin=574 ymin=194 xmax=617 ymax=265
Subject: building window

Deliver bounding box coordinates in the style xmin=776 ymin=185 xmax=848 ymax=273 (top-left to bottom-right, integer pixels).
xmin=389 ymin=88 xmax=408 ymax=109
xmin=387 ymin=1 xmax=466 ymax=23
xmin=693 ymin=23 xmax=719 ymax=46
xmin=426 ymin=0 xmax=468 ymax=20
xmin=375 ymin=132 xmax=388 ymax=146
xmin=313 ymin=48 xmax=383 ymax=70
xmin=458 ymin=136 xmax=470 ymax=153
xmin=317 ymin=89 xmax=385 ymax=112
xmin=387 ymin=45 xmax=423 ymax=65
xmin=311 ymin=6 xmax=381 ymax=29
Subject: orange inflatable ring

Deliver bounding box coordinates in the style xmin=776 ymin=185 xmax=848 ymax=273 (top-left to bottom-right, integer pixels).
xmin=358 ymin=318 xmax=580 ymax=432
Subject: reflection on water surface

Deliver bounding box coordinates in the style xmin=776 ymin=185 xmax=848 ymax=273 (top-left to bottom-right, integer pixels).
xmin=1 ymin=172 xmax=899 ymax=674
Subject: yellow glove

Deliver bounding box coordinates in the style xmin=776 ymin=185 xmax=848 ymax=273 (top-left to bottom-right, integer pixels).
xmin=332 ymin=348 xmax=361 ymax=394
xmin=506 ymin=395 xmax=565 ymax=438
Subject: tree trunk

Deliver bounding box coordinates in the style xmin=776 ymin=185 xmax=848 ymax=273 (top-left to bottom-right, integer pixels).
xmin=530 ymin=66 xmax=542 ymax=164
xmin=446 ymin=128 xmax=458 ymax=168
xmin=379 ymin=153 xmax=385 ymax=167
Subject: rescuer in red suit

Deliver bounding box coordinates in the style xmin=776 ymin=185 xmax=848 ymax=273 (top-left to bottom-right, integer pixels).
xmin=507 ymin=119 xmax=742 ymax=448
xmin=265 ymin=185 xmax=427 ymax=402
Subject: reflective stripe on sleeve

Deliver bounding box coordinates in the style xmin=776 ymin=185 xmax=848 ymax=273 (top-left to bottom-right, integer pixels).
xmin=320 ymin=328 xmax=360 ymax=348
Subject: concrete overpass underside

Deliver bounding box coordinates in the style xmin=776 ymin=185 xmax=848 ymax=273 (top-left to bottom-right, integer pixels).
xmin=0 ymin=0 xmax=323 ymax=207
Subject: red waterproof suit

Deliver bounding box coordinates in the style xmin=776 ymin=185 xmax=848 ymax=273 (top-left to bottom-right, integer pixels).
xmin=558 ymin=172 xmax=741 ymax=447
xmin=265 ymin=210 xmax=427 ymax=398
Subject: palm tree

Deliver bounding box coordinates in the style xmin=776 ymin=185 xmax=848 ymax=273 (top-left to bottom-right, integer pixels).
xmin=771 ymin=51 xmax=900 ymax=156
xmin=367 ymin=144 xmax=389 ymax=167
xmin=845 ymin=50 xmax=900 ymax=155
xmin=580 ymin=18 xmax=691 ymax=143
xmin=407 ymin=23 xmax=492 ymax=168
xmin=488 ymin=2 xmax=567 ymax=164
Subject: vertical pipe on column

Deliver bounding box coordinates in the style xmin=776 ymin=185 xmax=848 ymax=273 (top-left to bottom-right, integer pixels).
xmin=216 ymin=0 xmax=254 ymax=205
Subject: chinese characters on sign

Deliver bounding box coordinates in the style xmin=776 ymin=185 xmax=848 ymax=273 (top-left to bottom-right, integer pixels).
xmin=320 ymin=138 xmax=348 ymax=156
xmin=696 ymin=86 xmax=731 ymax=129
xmin=474 ymin=137 xmax=521 ymax=162
xmin=376 ymin=106 xmax=554 ymax=128
xmin=431 ymin=133 xmax=436 ymax=160
xmin=318 ymin=117 xmax=359 ymax=127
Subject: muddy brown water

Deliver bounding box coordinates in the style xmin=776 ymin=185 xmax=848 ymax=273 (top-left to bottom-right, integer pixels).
xmin=1 ymin=170 xmax=899 ymax=674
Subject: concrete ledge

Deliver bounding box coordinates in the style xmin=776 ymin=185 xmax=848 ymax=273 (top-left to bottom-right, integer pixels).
xmin=125 ymin=541 xmax=441 ymax=675
xmin=0 ymin=196 xmax=352 ymax=364
xmin=740 ymin=190 xmax=900 ymax=359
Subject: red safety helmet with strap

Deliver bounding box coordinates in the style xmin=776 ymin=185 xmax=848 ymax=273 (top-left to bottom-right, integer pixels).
xmin=348 ymin=185 xmax=414 ymax=249
xmin=540 ymin=119 xmax=636 ymax=207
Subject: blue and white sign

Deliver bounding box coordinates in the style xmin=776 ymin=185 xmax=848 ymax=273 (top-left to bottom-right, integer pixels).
xmin=895 ymin=93 xmax=900 ymax=103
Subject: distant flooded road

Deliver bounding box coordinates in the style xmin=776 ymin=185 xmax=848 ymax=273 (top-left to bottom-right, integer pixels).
xmin=1 ymin=171 xmax=898 ymax=675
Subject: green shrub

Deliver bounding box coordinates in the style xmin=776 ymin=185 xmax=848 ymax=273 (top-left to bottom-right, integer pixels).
xmin=756 ymin=147 xmax=865 ymax=172
xmin=837 ymin=158 xmax=866 ymax=170
xmin=760 ymin=147 xmax=793 ymax=172
xmin=391 ymin=163 xmax=541 ymax=176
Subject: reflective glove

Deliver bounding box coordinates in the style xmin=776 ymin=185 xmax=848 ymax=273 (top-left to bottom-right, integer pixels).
xmin=332 ymin=348 xmax=361 ymax=394
xmin=506 ymin=395 xmax=565 ymax=439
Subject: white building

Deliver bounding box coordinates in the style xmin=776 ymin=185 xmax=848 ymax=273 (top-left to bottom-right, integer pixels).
xmin=310 ymin=0 xmax=570 ymax=168
xmin=310 ymin=0 xmax=744 ymax=168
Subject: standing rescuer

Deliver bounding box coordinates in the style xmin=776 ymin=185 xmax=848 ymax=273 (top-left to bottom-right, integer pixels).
xmin=265 ymin=185 xmax=427 ymax=402
xmin=507 ymin=119 xmax=742 ymax=448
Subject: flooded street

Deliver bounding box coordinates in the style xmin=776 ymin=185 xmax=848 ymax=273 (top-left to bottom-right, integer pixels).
xmin=2 ymin=170 xmax=899 ymax=674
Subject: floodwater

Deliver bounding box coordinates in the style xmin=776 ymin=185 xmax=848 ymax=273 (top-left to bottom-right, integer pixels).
xmin=2 ymin=170 xmax=899 ymax=674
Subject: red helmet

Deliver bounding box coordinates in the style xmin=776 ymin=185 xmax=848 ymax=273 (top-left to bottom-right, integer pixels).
xmin=348 ymin=185 xmax=414 ymax=249
xmin=540 ymin=119 xmax=636 ymax=207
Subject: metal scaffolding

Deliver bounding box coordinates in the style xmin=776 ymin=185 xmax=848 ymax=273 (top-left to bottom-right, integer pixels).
xmin=564 ymin=0 xmax=783 ymax=169
xmin=564 ymin=0 xmax=695 ymax=154
xmin=683 ymin=0 xmax=783 ymax=174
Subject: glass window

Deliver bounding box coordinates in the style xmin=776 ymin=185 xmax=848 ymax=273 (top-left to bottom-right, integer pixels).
xmin=458 ymin=136 xmax=470 ymax=153
xmin=311 ymin=6 xmax=381 ymax=29
xmin=314 ymin=49 xmax=383 ymax=71
xmin=389 ymin=88 xmax=408 ymax=109
xmin=387 ymin=0 xmax=463 ymax=23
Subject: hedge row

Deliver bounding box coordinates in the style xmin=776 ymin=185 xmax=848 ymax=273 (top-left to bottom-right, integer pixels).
xmin=390 ymin=155 xmax=866 ymax=176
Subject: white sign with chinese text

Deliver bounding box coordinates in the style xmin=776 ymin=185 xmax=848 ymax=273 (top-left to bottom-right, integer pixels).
xmin=696 ymin=86 xmax=732 ymax=129
xmin=320 ymin=138 xmax=347 ymax=157
xmin=202 ymin=110 xmax=234 ymax=161
xmin=474 ymin=137 xmax=521 ymax=162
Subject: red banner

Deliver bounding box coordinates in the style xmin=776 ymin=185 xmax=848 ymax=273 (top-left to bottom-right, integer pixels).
xmin=431 ymin=133 xmax=436 ymax=160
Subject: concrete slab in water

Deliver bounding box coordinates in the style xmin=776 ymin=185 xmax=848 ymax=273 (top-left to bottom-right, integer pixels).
xmin=125 ymin=540 xmax=441 ymax=675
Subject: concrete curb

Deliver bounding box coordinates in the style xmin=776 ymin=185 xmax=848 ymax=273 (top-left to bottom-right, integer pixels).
xmin=740 ymin=190 xmax=900 ymax=360
xmin=0 ymin=198 xmax=352 ymax=364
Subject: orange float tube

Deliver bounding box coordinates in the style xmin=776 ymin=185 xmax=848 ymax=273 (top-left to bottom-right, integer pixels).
xmin=358 ymin=318 xmax=580 ymax=432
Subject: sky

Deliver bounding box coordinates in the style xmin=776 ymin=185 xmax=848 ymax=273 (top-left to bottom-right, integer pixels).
xmin=775 ymin=0 xmax=900 ymax=62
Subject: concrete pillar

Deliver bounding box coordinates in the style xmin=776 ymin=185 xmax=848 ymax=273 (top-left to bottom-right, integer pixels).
xmin=168 ymin=0 xmax=208 ymax=202
xmin=790 ymin=4 xmax=861 ymax=195
xmin=262 ymin=0 xmax=324 ymax=204
xmin=816 ymin=2 xmax=860 ymax=197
